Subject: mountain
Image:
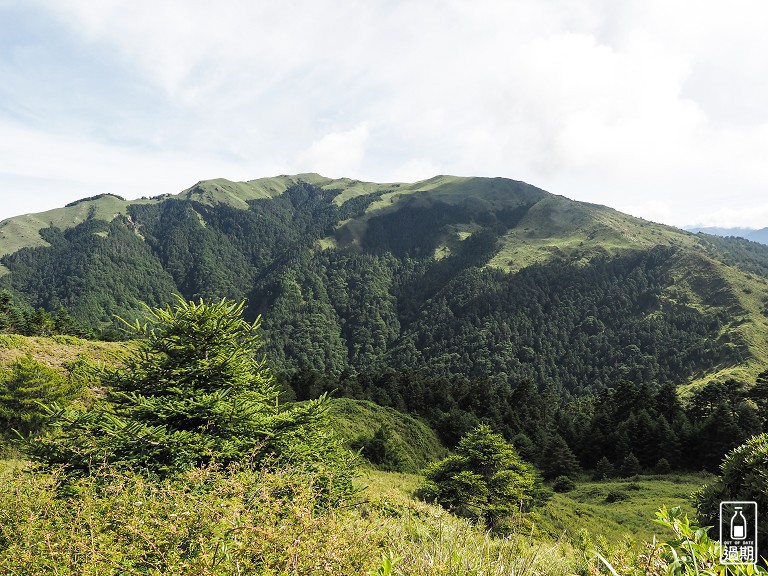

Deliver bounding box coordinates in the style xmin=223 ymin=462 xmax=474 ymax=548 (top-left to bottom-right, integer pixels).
xmin=2 ymin=174 xmax=768 ymax=400
xmin=687 ymin=226 xmax=768 ymax=245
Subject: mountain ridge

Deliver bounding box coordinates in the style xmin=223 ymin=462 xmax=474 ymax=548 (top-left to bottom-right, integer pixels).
xmin=687 ymin=226 xmax=768 ymax=245
xmin=2 ymin=174 xmax=768 ymax=394
xmin=1 ymin=173 xmax=681 ymax=264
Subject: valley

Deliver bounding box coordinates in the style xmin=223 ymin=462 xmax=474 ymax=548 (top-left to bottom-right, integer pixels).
xmin=1 ymin=174 xmax=767 ymax=574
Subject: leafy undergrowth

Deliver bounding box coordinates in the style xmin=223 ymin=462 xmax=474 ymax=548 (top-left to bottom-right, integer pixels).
xmin=592 ymin=506 xmax=768 ymax=576
xmin=0 ymin=461 xmax=579 ymax=575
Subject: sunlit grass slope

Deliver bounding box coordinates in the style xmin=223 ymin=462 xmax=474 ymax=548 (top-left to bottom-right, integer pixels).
xmin=326 ymin=398 xmax=448 ymax=472
xmin=0 ymin=333 xmax=127 ymax=371
xmin=534 ymin=473 xmax=711 ymax=547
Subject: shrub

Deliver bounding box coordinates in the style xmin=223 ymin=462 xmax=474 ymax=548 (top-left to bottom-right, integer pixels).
xmin=417 ymin=424 xmax=536 ymax=530
xmin=595 ymin=506 xmax=768 ymax=575
xmin=694 ymin=433 xmax=768 ymax=561
xmin=23 ymin=298 xmax=358 ymax=502
xmin=0 ymin=355 xmax=84 ymax=435
xmin=352 ymin=424 xmax=406 ymax=472
xmin=552 ymin=475 xmax=576 ymax=493
xmin=604 ymin=490 xmax=629 ymax=503
xmin=0 ymin=462 xmax=379 ymax=575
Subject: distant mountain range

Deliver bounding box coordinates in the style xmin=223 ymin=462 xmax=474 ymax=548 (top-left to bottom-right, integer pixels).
xmin=686 ymin=226 xmax=768 ymax=245
xmin=2 ymin=173 xmax=768 ymax=398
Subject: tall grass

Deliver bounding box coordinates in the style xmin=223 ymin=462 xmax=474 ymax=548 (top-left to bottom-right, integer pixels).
xmin=0 ymin=461 xmax=583 ymax=575
xmin=379 ymin=510 xmax=575 ymax=575
xmin=1 ymin=461 xmax=738 ymax=575
xmin=359 ymin=470 xmax=578 ymax=575
xmin=0 ymin=462 xmax=384 ymax=575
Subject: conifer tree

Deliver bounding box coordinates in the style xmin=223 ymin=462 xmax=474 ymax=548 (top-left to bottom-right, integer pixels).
xmin=418 ymin=424 xmax=536 ymax=530
xmin=538 ymin=432 xmax=581 ymax=479
xmin=25 ymin=298 xmax=357 ymax=498
xmin=593 ymin=455 xmax=614 ymax=480
xmin=0 ymin=290 xmax=26 ymax=334
xmin=0 ymin=355 xmax=83 ymax=435
xmin=52 ymin=307 xmax=90 ymax=338
xmin=619 ymin=452 xmax=642 ymax=477
xmin=695 ymin=434 xmax=768 ymax=559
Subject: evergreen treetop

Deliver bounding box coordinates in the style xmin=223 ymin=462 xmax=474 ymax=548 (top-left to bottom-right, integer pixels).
xmin=418 ymin=424 xmax=537 ymax=530
xmin=24 ymin=298 xmax=357 ymax=498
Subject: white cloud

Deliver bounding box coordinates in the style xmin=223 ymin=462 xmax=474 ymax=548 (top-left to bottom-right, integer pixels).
xmin=2 ymin=0 xmax=768 ymax=227
xmin=392 ymin=159 xmax=445 ymax=184
xmin=294 ymin=123 xmax=369 ymax=178
xmin=0 ymin=118 xmax=281 ymax=218
xmin=686 ymin=204 xmax=768 ymax=230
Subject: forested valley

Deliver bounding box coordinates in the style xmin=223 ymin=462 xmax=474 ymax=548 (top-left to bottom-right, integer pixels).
xmin=3 ymin=177 xmax=768 ymax=477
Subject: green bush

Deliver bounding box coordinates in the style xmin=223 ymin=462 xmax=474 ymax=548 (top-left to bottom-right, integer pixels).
xmin=604 ymin=490 xmax=630 ymax=503
xmin=552 ymin=475 xmax=576 ymax=493
xmin=694 ymin=433 xmax=768 ymax=562
xmin=352 ymin=424 xmax=406 ymax=472
xmin=0 ymin=355 xmax=84 ymax=435
xmin=595 ymin=506 xmax=768 ymax=575
xmin=23 ymin=298 xmax=358 ymax=503
xmin=417 ymin=424 xmax=536 ymax=530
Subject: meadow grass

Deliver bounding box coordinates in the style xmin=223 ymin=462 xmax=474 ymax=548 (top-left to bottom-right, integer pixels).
xmin=0 ymin=461 xmax=387 ymax=575
xmin=358 ymin=469 xmax=579 ymax=576
xmin=0 ymin=458 xmax=733 ymax=575
xmin=0 ymin=461 xmax=581 ymax=575
xmin=0 ymin=334 xmax=128 ymax=371
xmin=534 ymin=473 xmax=713 ymax=551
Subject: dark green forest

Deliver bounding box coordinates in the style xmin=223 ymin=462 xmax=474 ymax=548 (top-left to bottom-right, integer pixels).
xmin=4 ymin=180 xmax=768 ymax=475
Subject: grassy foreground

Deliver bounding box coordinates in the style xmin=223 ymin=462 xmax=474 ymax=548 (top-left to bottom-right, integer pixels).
xmin=0 ymin=459 xmax=577 ymax=575
xmin=0 ymin=455 xmax=726 ymax=576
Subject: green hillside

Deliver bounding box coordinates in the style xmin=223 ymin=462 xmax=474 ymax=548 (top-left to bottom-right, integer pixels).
xmin=326 ymin=398 xmax=448 ymax=472
xmin=3 ymin=173 xmax=768 ymax=390
xmin=0 ymin=333 xmax=126 ymax=371
xmin=3 ymin=173 xmax=768 ymax=475
xmin=535 ymin=473 xmax=710 ymax=545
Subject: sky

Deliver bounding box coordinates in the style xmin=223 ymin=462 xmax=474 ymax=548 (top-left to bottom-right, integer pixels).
xmin=1 ymin=0 xmax=768 ymax=229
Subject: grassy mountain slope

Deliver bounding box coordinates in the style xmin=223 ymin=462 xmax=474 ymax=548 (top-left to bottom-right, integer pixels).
xmin=0 ymin=333 xmax=126 ymax=371
xmin=2 ymin=174 xmax=768 ymax=394
xmin=0 ymin=194 xmax=158 ymax=278
xmin=488 ymin=197 xmax=698 ymax=271
xmin=326 ymin=398 xmax=448 ymax=472
xmin=0 ymin=174 xmax=344 ymax=261
xmin=180 ymin=173 xmax=335 ymax=208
